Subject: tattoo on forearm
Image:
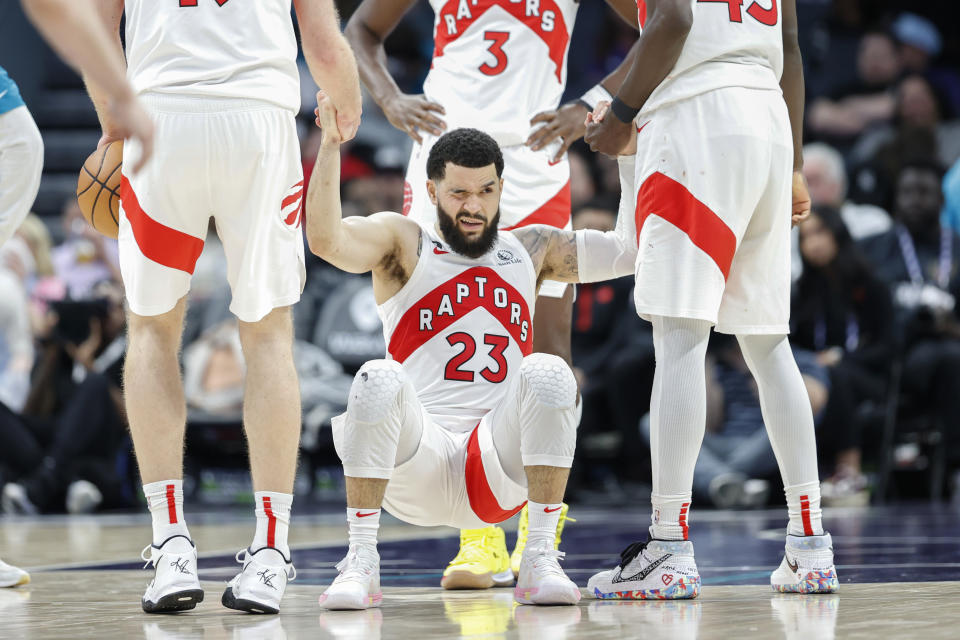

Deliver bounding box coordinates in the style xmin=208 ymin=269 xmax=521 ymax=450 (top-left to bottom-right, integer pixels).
xmin=515 ymin=226 xmax=578 ymax=281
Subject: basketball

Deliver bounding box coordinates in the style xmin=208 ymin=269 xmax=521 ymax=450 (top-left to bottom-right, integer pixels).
xmin=76 ymin=140 xmax=123 ymax=239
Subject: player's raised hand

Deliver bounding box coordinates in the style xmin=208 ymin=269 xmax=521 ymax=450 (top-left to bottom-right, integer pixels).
xmin=315 ymin=91 xmax=343 ymax=146
xmin=586 ymin=102 xmax=636 ymax=156
xmin=107 ymin=94 xmax=155 ymax=174
xmin=527 ymin=102 xmax=589 ymax=163
xmin=382 ymin=93 xmax=446 ymax=144
xmin=791 ymin=170 xmax=811 ymax=227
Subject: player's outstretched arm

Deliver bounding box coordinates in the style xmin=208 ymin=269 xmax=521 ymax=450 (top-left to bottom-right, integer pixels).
xmin=780 ymin=0 xmax=811 ymax=227
xmin=295 ymin=0 xmax=363 ymax=142
xmin=305 ymin=92 xmax=402 ymax=274
xmin=584 ymin=0 xmax=692 ymax=156
xmin=344 ymin=0 xmax=446 ymax=144
xmin=23 ymin=0 xmax=154 ymax=172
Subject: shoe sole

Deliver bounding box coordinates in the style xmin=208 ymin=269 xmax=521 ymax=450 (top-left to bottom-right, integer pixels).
xmin=514 ymin=584 xmax=582 ymax=605
xmin=441 ymin=570 xmax=494 ymax=590
xmin=142 ymin=588 xmax=205 ymax=613
xmin=772 ymin=570 xmax=839 ymax=594
xmin=318 ymin=591 xmax=383 ymax=610
xmin=591 ymin=576 xmax=701 ymax=601
xmin=0 ymin=573 xmax=30 ymax=588
xmin=221 ymin=586 xmax=279 ymax=614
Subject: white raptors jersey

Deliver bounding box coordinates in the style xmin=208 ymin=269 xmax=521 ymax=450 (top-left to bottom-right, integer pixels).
xmin=124 ymin=0 xmax=300 ymax=113
xmin=637 ymin=0 xmax=783 ymax=116
xmin=423 ymin=0 xmax=579 ymax=145
xmin=378 ymin=228 xmax=537 ymax=433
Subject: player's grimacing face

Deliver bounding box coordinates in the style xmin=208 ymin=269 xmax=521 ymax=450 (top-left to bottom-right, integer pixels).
xmin=429 ymin=162 xmax=503 ymax=253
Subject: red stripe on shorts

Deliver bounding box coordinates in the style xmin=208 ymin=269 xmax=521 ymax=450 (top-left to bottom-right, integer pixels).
xmin=679 ymin=502 xmax=690 ymax=540
xmin=166 ymin=484 xmax=177 ymax=525
xmin=465 ymin=425 xmax=526 ymax=523
xmin=635 ymin=172 xmax=737 ymax=280
xmin=120 ymin=175 xmax=205 ymax=274
xmin=503 ymin=181 xmax=571 ymax=230
xmin=263 ymin=496 xmax=277 ymax=548
xmin=799 ymin=494 xmax=813 ymax=536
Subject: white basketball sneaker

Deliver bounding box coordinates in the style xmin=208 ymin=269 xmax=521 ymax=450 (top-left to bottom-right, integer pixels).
xmin=319 ymin=545 xmax=382 ymax=610
xmin=222 ymin=547 xmax=295 ymax=614
xmin=141 ymin=535 xmax=204 ymax=613
xmin=0 ymin=558 xmax=29 ymax=588
xmin=771 ymin=533 xmax=839 ymax=594
xmin=587 ymin=540 xmax=701 ymax=600
xmin=513 ymin=543 xmax=581 ymax=605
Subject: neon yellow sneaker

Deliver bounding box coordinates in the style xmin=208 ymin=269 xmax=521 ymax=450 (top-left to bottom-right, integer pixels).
xmin=441 ymin=526 xmax=514 ymax=590
xmin=510 ymin=503 xmax=574 ymax=578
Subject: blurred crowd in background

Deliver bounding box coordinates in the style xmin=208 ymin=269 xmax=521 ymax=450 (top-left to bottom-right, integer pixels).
xmin=1 ymin=0 xmax=959 ymax=515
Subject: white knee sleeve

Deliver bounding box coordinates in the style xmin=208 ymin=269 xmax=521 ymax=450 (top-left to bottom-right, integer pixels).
xmin=333 ymin=359 xmax=416 ymax=479
xmin=518 ymin=353 xmax=578 ymax=468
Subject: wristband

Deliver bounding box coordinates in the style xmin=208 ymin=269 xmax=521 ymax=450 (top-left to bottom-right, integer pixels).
xmin=610 ymin=96 xmax=640 ymax=123
xmin=579 ymin=83 xmax=614 ymax=112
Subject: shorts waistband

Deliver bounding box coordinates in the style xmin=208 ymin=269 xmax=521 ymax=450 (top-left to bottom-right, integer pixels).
xmin=139 ymin=92 xmax=284 ymax=113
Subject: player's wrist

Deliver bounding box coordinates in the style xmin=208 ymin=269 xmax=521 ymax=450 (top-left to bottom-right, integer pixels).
xmin=610 ymin=96 xmax=640 ymax=124
xmin=579 ymin=83 xmax=613 ymax=112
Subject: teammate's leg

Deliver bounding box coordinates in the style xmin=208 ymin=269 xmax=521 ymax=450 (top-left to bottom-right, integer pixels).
xmin=125 ymin=297 xmax=203 ymax=612
xmin=737 ymin=334 xmax=838 ymax=593
xmin=220 ymin=305 xmax=300 ymax=614
xmin=0 ymin=105 xmax=43 ymax=246
xmin=532 ymin=286 xmax=574 ymax=366
xmin=320 ymin=359 xmax=423 ymax=610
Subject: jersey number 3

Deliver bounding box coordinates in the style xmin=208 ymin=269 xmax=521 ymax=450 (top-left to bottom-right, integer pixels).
xmin=698 ymin=0 xmax=778 ymax=26
xmin=479 ymin=31 xmax=510 ymax=76
xmin=445 ymin=333 xmax=510 ymax=383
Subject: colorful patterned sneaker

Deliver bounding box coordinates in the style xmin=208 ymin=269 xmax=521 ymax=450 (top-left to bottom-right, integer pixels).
xmin=141 ymin=535 xmax=204 ymax=613
xmin=0 ymin=558 xmax=29 ymax=588
xmin=221 ymin=547 xmax=295 ymax=614
xmin=510 ymin=503 xmax=575 ymax=578
xmin=319 ymin=544 xmax=382 ymax=610
xmin=514 ymin=542 xmax=581 ymax=605
xmin=587 ymin=540 xmax=701 ymax=600
xmin=442 ymin=526 xmax=514 ymax=589
xmin=770 ymin=533 xmax=839 ymax=594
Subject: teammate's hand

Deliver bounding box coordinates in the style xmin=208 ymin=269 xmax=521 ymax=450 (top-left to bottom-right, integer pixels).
xmin=382 ymin=93 xmax=446 ymax=144
xmin=107 ymin=94 xmax=154 ymax=174
xmin=315 ymin=91 xmax=342 ymax=146
xmin=585 ymin=101 xmax=636 ymax=156
xmin=791 ymin=170 xmax=811 ymax=227
xmin=527 ymin=102 xmax=589 ymax=163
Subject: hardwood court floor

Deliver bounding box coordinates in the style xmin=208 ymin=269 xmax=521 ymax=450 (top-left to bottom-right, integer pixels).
xmin=2 ymin=504 xmax=958 ymax=638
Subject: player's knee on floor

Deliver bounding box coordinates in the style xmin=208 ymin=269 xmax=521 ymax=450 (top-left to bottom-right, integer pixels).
xmin=348 ymin=359 xmax=407 ymax=424
xmin=520 ymin=353 xmax=578 ymax=410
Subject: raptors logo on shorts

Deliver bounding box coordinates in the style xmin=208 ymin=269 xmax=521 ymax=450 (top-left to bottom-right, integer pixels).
xmin=281 ymin=179 xmax=304 ymax=228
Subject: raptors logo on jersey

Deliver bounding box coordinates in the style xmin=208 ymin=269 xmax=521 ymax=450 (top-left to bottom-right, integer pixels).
xmin=378 ymin=229 xmax=537 ymax=433
xmin=423 ymin=0 xmax=579 ymax=143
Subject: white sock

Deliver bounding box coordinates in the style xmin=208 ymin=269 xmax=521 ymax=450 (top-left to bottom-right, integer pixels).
xmin=737 ymin=335 xmax=824 ymax=537
xmin=525 ymin=501 xmax=562 ymax=550
xmin=253 ymin=491 xmax=292 ymax=557
xmin=143 ymin=480 xmax=190 ymax=545
xmin=785 ymin=482 xmax=824 ymax=536
xmin=648 ymin=316 xmax=712 ymax=541
xmin=347 ymin=507 xmax=380 ymax=548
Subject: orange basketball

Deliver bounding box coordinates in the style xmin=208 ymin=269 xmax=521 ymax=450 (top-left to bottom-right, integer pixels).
xmin=76 ymin=141 xmax=123 ymax=239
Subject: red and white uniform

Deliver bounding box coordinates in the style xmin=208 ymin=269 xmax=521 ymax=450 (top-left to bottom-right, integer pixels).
xmin=331 ymin=229 xmax=578 ymax=528
xmin=626 ymin=0 xmax=792 ymax=334
xmin=404 ymin=0 xmax=580 ymax=297
xmin=119 ymin=0 xmax=304 ymax=322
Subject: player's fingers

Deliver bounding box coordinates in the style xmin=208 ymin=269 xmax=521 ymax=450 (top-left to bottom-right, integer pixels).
xmin=552 ymin=136 xmax=575 ymax=164
xmin=422 ymin=100 xmax=446 ymax=115
xmin=528 ymin=124 xmax=559 ymax=150
xmin=530 ymin=111 xmax=555 ymax=126
xmin=417 ymin=111 xmax=446 ymax=136
xmin=405 ymin=123 xmax=424 ymax=145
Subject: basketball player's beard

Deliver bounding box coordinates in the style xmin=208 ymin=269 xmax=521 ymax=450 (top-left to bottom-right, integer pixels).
xmin=437 ymin=205 xmax=501 ymax=259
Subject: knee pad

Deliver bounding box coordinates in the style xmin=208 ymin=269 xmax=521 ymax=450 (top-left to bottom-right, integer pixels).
xmin=349 ymin=359 xmax=407 ymax=424
xmin=520 ymin=353 xmax=577 ymax=409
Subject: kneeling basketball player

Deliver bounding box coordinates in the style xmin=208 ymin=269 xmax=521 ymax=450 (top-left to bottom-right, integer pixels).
xmin=306 ymin=95 xmax=638 ymax=609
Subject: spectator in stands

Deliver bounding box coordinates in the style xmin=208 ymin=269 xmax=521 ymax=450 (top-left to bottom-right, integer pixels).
xmin=0 ymin=238 xmax=34 ymax=412
xmin=792 ymin=206 xmax=894 ymax=505
xmin=641 ymin=336 xmax=829 ymax=509
xmin=861 ymin=159 xmax=960 ymax=464
xmin=803 ymin=142 xmax=891 ymax=239
xmin=568 ymin=198 xmax=654 ymax=489
xmin=52 ymin=198 xmax=121 ymax=299
xmin=891 ymin=12 xmax=960 ymax=117
xmin=808 ymin=30 xmax=902 ymax=147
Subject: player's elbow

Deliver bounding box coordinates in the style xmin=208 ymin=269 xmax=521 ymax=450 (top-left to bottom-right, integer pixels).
xmin=306 ymin=227 xmax=338 ymax=260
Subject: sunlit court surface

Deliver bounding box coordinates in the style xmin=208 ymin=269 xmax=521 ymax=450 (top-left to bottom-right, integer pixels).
xmin=2 ymin=503 xmax=958 ymax=639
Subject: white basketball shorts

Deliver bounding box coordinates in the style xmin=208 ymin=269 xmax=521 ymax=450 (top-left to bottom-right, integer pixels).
xmin=119 ymin=94 xmax=305 ymax=322
xmin=404 ymin=132 xmax=571 ymax=298
xmin=630 ymin=86 xmax=793 ymax=334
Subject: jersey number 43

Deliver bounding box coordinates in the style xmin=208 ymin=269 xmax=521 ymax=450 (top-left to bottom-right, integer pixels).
xmin=698 ymin=0 xmax=778 ymax=26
